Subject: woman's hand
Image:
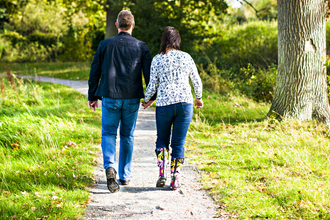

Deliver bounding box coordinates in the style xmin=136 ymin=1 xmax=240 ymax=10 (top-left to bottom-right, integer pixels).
xmin=194 ymin=98 xmax=203 ymax=109
xmin=142 ymin=100 xmax=155 ymax=109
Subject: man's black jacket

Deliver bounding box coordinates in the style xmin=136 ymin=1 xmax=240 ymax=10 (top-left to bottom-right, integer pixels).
xmin=88 ymin=32 xmax=156 ymax=101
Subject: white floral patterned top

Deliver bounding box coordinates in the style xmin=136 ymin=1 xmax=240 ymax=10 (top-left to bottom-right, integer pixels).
xmin=144 ymin=50 xmax=202 ymax=106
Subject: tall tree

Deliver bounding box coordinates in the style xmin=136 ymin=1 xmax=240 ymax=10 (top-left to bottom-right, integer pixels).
xmin=268 ymin=0 xmax=330 ymax=125
xmin=104 ymin=2 xmax=117 ymax=39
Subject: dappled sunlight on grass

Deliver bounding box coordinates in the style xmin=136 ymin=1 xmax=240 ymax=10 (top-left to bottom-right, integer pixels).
xmin=187 ymin=92 xmax=330 ymax=219
xmin=0 ymin=76 xmax=101 ymax=219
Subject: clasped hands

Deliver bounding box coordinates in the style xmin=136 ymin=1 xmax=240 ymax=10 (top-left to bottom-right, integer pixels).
xmin=141 ymin=100 xmax=155 ymax=109
xmin=89 ymin=98 xmax=203 ymax=111
xmin=142 ymin=98 xmax=203 ymax=110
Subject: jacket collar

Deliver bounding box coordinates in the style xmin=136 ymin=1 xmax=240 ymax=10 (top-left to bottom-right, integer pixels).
xmin=118 ymin=32 xmax=131 ymax=36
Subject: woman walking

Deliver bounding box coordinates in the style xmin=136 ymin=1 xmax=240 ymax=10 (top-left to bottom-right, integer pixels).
xmin=143 ymin=26 xmax=203 ymax=190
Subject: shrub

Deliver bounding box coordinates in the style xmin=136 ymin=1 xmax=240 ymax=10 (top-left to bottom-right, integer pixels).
xmin=197 ymin=52 xmax=276 ymax=102
xmin=197 ymin=53 xmax=235 ymax=95
xmin=0 ymin=1 xmax=69 ymax=62
xmin=0 ymin=37 xmax=9 ymax=60
xmin=197 ymin=20 xmax=278 ymax=70
xmin=236 ymin=63 xmax=276 ymax=102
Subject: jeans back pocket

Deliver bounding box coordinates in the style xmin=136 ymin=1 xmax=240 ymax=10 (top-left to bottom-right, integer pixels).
xmin=156 ymin=106 xmax=167 ymax=115
xmin=126 ymin=98 xmax=140 ymax=112
xmin=182 ymin=103 xmax=193 ymax=115
xmin=103 ymin=98 xmax=121 ymax=111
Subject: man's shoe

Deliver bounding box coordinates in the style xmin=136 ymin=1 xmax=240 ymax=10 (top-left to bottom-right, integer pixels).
xmin=106 ymin=168 xmax=120 ymax=193
xmin=119 ymin=179 xmax=130 ymax=185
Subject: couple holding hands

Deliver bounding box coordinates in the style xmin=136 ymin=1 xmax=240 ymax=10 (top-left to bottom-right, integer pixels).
xmin=88 ymin=10 xmax=203 ymax=193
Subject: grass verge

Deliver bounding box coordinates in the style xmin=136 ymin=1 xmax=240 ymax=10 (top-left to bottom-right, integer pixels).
xmin=0 ymin=62 xmax=91 ymax=81
xmin=187 ymin=92 xmax=330 ymax=219
xmin=0 ymin=75 xmax=101 ymax=219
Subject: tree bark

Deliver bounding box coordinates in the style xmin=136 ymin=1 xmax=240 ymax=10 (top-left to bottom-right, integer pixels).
xmin=269 ymin=0 xmax=330 ymax=126
xmin=105 ymin=5 xmax=117 ymax=39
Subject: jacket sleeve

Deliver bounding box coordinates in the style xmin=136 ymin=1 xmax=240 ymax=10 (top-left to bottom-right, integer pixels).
xmin=142 ymin=43 xmax=157 ymax=101
xmin=88 ymin=41 xmax=103 ymax=101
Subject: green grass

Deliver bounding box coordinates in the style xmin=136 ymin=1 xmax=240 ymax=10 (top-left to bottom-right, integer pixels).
xmin=187 ymin=92 xmax=330 ymax=219
xmin=0 ymin=62 xmax=91 ymax=80
xmin=0 ymin=75 xmax=102 ymax=219
xmin=3 ymin=62 xmax=330 ymax=219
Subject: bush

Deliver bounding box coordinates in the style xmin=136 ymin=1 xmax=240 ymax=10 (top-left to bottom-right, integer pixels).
xmin=197 ymin=20 xmax=278 ymax=70
xmin=236 ymin=63 xmax=276 ymax=102
xmin=197 ymin=53 xmax=235 ymax=95
xmin=197 ymin=52 xmax=276 ymax=102
xmin=0 ymin=37 xmax=9 ymax=60
xmin=0 ymin=0 xmax=95 ymax=62
xmin=0 ymin=1 xmax=67 ymax=62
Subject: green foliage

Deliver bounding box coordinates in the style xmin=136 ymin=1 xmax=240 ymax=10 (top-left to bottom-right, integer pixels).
xmin=126 ymin=0 xmax=228 ymax=55
xmin=0 ymin=0 xmax=101 ymax=62
xmin=236 ymin=64 xmax=276 ymax=102
xmin=197 ymin=54 xmax=235 ymax=95
xmin=0 ymin=36 xmax=9 ymax=59
xmin=326 ymin=22 xmax=330 ymax=58
xmin=194 ymin=20 xmax=278 ymax=102
xmin=1 ymin=1 xmax=67 ymax=62
xmin=4 ymin=2 xmax=68 ymax=35
xmin=0 ymin=75 xmax=102 ymax=219
xmin=198 ymin=20 xmax=278 ymax=70
xmin=198 ymin=52 xmax=276 ymax=102
xmin=0 ymin=0 xmax=29 ymax=30
xmin=58 ymin=26 xmax=93 ymax=62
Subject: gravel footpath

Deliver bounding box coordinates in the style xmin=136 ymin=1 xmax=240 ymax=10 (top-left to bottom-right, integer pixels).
xmin=7 ymin=75 xmax=223 ymax=220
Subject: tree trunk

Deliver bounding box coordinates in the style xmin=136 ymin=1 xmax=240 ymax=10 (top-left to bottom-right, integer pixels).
xmin=105 ymin=6 xmax=117 ymax=39
xmin=269 ymin=0 xmax=330 ymax=126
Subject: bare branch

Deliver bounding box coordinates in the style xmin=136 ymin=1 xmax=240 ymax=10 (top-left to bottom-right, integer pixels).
xmin=236 ymin=0 xmax=269 ymax=18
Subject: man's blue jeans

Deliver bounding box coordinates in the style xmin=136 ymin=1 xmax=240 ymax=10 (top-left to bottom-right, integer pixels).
xmin=156 ymin=102 xmax=193 ymax=158
xmin=101 ymin=97 xmax=140 ymax=181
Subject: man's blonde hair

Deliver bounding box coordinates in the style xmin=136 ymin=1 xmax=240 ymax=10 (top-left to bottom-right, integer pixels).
xmin=117 ymin=10 xmax=134 ymax=31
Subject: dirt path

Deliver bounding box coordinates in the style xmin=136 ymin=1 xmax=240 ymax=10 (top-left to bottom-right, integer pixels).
xmin=11 ymin=75 xmax=222 ymax=219
xmin=85 ymin=106 xmax=219 ymax=220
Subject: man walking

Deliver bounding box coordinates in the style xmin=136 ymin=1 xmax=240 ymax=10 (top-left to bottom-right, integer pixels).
xmin=88 ymin=10 xmax=155 ymax=193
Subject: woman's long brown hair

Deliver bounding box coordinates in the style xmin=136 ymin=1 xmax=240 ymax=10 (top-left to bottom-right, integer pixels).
xmin=159 ymin=26 xmax=181 ymax=54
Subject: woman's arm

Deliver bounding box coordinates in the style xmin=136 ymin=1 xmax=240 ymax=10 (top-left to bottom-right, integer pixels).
xmin=189 ymin=56 xmax=203 ymax=100
xmin=144 ymin=57 xmax=160 ymax=102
